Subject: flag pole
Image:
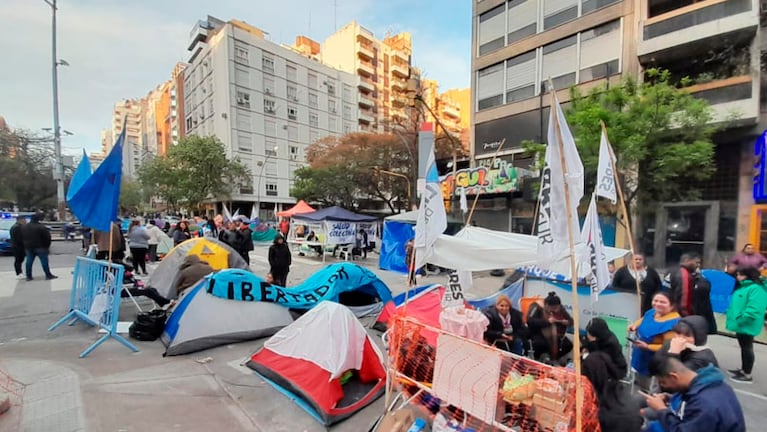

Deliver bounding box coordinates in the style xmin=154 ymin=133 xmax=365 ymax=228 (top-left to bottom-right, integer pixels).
xmin=466 ymin=139 xmax=506 ymax=226
xmin=600 ymin=121 xmax=642 ymax=317
xmin=551 ymin=90 xmax=583 ymax=431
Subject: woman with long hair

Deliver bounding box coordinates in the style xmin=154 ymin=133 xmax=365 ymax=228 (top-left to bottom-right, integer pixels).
xmin=628 ymin=291 xmax=680 ymax=389
xmin=127 ymin=219 xmax=150 ymax=275
xmin=726 ymin=266 xmax=767 ymax=383
xmin=526 ymin=291 xmax=574 ymax=362
xmin=173 ymin=220 xmax=191 ymax=246
xmin=483 ymin=295 xmax=527 ymax=355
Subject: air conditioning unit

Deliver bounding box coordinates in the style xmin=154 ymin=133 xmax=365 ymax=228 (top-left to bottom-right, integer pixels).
xmin=290 ymin=154 xmax=298 ymax=161
xmin=265 ymin=88 xmax=273 ymax=95
xmin=291 ymin=96 xmax=299 ymax=101
xmin=265 ymin=107 xmax=275 ymax=114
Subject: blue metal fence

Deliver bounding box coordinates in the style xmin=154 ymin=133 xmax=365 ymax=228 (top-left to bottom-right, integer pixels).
xmin=48 ymin=257 xmax=139 ymax=357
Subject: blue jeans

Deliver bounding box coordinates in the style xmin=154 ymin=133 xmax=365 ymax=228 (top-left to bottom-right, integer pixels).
xmin=25 ymin=248 xmax=53 ymax=279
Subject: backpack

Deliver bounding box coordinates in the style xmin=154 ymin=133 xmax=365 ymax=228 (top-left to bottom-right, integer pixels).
xmin=129 ymin=309 xmax=167 ymax=341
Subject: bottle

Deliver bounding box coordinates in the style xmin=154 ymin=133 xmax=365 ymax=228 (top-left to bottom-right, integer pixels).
xmin=406 ymin=418 xmax=427 ymax=432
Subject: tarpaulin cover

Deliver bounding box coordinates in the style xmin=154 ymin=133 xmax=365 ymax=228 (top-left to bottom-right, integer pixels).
xmin=292 ymin=206 xmax=379 ymax=222
xmin=379 ymin=220 xmax=415 ymax=273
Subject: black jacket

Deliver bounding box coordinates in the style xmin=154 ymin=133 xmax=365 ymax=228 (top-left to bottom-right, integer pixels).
xmin=656 ymin=315 xmax=719 ymax=371
xmin=691 ymin=274 xmax=717 ymax=335
xmin=584 ymin=317 xmax=628 ymax=380
xmin=21 ymin=221 xmax=51 ymax=250
xmin=235 ymin=228 xmax=254 ymax=253
xmin=10 ymin=222 xmax=24 ymax=250
xmin=612 ymin=266 xmax=662 ymax=314
xmin=268 ymin=242 xmax=292 ymax=271
xmin=483 ymin=306 xmax=527 ymax=344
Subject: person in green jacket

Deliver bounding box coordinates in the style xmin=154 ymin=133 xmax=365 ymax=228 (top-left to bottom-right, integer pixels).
xmin=726 ymin=266 xmax=767 ymax=383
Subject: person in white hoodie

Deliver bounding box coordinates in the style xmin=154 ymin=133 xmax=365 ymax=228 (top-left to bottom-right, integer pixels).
xmin=146 ymin=220 xmax=163 ymax=263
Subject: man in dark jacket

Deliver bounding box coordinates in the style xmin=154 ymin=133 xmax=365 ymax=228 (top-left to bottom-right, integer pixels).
xmin=612 ymin=253 xmax=662 ymax=315
xmin=668 ymin=253 xmax=701 ymax=316
xmin=657 ymin=315 xmax=718 ymax=371
xmin=691 ymin=274 xmax=717 ymax=334
xmin=268 ymin=234 xmax=291 ymax=286
xmin=9 ymin=216 xmax=26 ymax=279
xmin=645 ymin=356 xmax=745 ymax=432
xmin=233 ymin=217 xmax=254 ymax=265
xmin=21 ymin=213 xmax=56 ymax=281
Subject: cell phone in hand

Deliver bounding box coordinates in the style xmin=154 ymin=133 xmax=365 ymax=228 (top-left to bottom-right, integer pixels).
xmin=626 ymin=335 xmax=638 ymax=343
xmin=637 ymin=390 xmax=651 ymax=398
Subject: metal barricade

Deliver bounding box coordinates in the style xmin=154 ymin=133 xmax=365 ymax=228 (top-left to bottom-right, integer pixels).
xmin=48 ymin=257 xmax=139 ymax=357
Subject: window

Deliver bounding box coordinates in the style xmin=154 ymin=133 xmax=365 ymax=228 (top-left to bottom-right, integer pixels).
xmin=240 ymin=181 xmax=254 ymax=195
xmin=287 ymin=64 xmax=297 ymax=82
xmin=287 ymin=85 xmax=298 ymax=101
xmin=262 ymin=53 xmax=274 ymax=73
xmin=236 ymin=90 xmax=251 ymax=108
xmin=309 ymin=130 xmax=319 ymax=145
xmin=542 ymin=35 xmax=577 ymax=89
xmin=288 ymin=106 xmax=298 ymax=120
xmin=309 ymin=111 xmax=319 ymax=127
xmin=308 ymin=73 xmax=318 ymax=88
xmin=288 ymin=125 xmax=298 ymax=140
xmin=507 ymin=0 xmax=537 ymax=45
xmin=343 ymin=84 xmax=352 ymax=100
xmin=309 ymin=92 xmax=318 ymax=108
xmin=236 ymin=110 xmax=252 ymax=131
xmin=265 ymin=160 xmax=278 ymax=176
xmin=328 ymin=99 xmax=337 ymax=113
xmin=186 ymin=116 xmax=193 ymax=130
xmin=543 ymin=0 xmax=578 ymax=30
xmin=343 ymin=103 xmax=353 ymax=120
xmin=237 ymin=133 xmax=253 ymax=153
xmin=235 ymin=67 xmax=250 ymax=87
xmin=207 ymin=98 xmax=214 ymax=117
xmin=265 ymin=139 xmax=277 ymax=156
xmin=289 ymin=145 xmax=299 ymax=160
xmin=326 ymin=81 xmax=336 ymax=96
xmin=478 ymin=4 xmax=505 ymax=55
xmin=328 ymin=116 xmax=337 ymax=132
xmin=263 ymin=77 xmax=275 ymax=95
xmin=477 ymin=62 xmax=504 ymax=110
xmin=235 ymin=45 xmax=249 ymax=64
xmin=263 ymin=98 xmax=276 ymax=114
xmin=344 ymin=123 xmax=352 ymax=134
xmin=264 ymin=120 xmax=276 ymax=136
xmin=582 ymin=0 xmax=620 ymax=15
xmin=506 ymin=51 xmax=537 ymax=103
xmin=265 ymin=182 xmax=278 ymax=196
xmin=579 ymin=20 xmax=621 ymax=83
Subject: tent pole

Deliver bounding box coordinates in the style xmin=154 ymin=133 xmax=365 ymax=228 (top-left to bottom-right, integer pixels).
xmin=466 ymin=139 xmax=506 ymax=227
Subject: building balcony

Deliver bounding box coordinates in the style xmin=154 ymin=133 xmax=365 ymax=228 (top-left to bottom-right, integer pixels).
xmin=359 ymin=93 xmax=375 ymax=108
xmin=391 ymin=95 xmax=408 ymax=107
xmin=187 ymin=21 xmax=209 ymax=51
xmin=188 ymin=41 xmax=208 ymax=63
xmin=391 ymin=78 xmax=407 ymax=91
xmin=357 ymin=60 xmax=375 ymax=77
xmin=357 ymin=42 xmax=374 ymax=61
xmin=685 ymin=75 xmax=758 ymax=124
xmin=441 ymin=103 xmax=460 ymax=119
xmin=357 ymin=28 xmax=375 ymax=45
xmin=359 ymin=110 xmax=375 ymax=124
xmin=391 ymin=63 xmax=409 ymax=78
xmin=393 ymin=50 xmax=409 ymax=64
xmin=358 ymin=78 xmax=375 ymax=93
xmin=638 ymin=0 xmax=757 ymax=60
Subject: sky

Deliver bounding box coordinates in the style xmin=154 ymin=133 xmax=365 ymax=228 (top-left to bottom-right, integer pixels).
xmin=0 ymin=0 xmax=472 ymax=156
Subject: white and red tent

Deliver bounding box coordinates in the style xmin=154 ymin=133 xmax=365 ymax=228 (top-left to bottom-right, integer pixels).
xmin=246 ymin=301 xmax=386 ymax=426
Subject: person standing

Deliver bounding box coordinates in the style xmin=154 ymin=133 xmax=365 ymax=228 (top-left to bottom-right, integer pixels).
xmin=172 ymin=220 xmax=191 ymax=246
xmin=127 ymin=219 xmax=150 ymax=275
xmin=279 ymin=218 xmax=290 ymax=238
xmin=405 ymin=238 xmax=416 ymax=285
xmin=268 ymin=234 xmax=291 ymax=286
xmin=726 ymin=266 xmax=767 ymax=384
xmin=628 ymin=291 xmax=681 ymax=390
xmin=21 ymin=213 xmax=56 ymax=281
xmin=9 ymin=216 xmax=26 ymax=279
xmin=234 ymin=217 xmax=253 ymax=265
xmin=727 ymin=243 xmax=767 ymax=274
xmin=356 ymin=227 xmax=369 ymax=259
xmin=612 ymin=253 xmax=663 ymax=315
xmin=145 ymin=220 xmax=163 ymax=262
xmin=94 ymin=221 xmax=125 ymax=263
xmin=668 ymin=253 xmax=701 ymax=316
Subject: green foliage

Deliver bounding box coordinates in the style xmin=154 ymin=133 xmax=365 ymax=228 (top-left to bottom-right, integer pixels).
xmin=0 ymin=128 xmax=57 ymax=210
xmin=138 ymin=136 xmax=250 ymax=211
xmin=525 ymin=69 xmax=719 ymax=209
xmin=119 ymin=179 xmax=144 ymax=213
xmin=291 ymin=166 xmax=359 ymax=209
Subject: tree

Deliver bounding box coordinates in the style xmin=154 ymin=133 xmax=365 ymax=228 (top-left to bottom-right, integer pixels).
xmin=138 ymin=136 xmax=250 ymax=212
xmin=119 ymin=179 xmax=144 ymax=214
xmin=526 ymin=69 xmax=719 ymax=214
xmin=0 ymin=127 xmax=57 ymax=210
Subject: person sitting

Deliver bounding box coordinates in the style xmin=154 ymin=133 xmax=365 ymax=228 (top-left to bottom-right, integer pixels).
xmin=526 ymin=292 xmax=573 ymax=363
xmin=174 ymin=255 xmax=214 ymax=296
xmin=644 ymin=356 xmax=745 ymax=432
xmin=628 ymin=291 xmax=681 ymax=390
xmin=305 ymin=231 xmax=323 ymax=256
xmin=583 ymin=317 xmax=628 ymax=380
xmin=657 ymin=315 xmax=719 ymax=372
xmin=483 ymin=295 xmax=526 ymax=355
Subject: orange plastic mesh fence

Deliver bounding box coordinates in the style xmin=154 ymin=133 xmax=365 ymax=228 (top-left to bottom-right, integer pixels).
xmin=388 ymin=315 xmax=601 ymax=432
xmin=0 ymin=363 xmax=25 ymax=431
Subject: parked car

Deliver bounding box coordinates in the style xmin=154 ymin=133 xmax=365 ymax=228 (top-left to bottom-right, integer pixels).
xmin=0 ymin=215 xmax=53 ymax=254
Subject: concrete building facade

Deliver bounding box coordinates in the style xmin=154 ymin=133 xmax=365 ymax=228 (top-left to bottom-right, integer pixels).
xmin=184 ymin=16 xmax=360 ymax=217
xmin=471 ymin=0 xmax=764 ymax=269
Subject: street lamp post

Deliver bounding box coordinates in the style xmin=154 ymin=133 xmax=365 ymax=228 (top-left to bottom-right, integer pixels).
xmin=44 ymin=0 xmax=66 ymax=221
xmin=373 ymin=168 xmax=412 ymax=211
xmin=255 ymin=145 xmax=279 ymax=219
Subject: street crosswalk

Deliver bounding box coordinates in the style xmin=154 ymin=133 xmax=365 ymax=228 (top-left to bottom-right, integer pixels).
xmin=0 ymin=269 xmax=74 ymax=298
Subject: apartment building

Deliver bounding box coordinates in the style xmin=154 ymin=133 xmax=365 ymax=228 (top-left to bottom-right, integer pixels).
xmin=321 ymin=21 xmax=413 ymax=132
xmin=471 ymin=0 xmax=764 ymax=269
xmin=184 ymin=16 xmax=360 ymax=218
xmin=421 ymin=79 xmax=470 ymax=150
xmin=112 ymin=98 xmax=145 ymax=179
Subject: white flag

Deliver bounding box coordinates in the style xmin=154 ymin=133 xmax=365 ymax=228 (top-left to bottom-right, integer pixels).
xmin=222 ymin=204 xmax=233 ymax=223
xmin=442 ymin=270 xmax=472 ymax=309
xmin=250 ymin=204 xmax=258 ymax=222
xmin=459 ymin=187 xmax=468 ymax=214
xmin=414 ymin=144 xmax=447 ymax=269
xmin=596 ymin=130 xmax=617 ymax=204
xmin=536 ymin=93 xmax=584 ymax=268
xmin=580 ymin=194 xmax=610 ymax=298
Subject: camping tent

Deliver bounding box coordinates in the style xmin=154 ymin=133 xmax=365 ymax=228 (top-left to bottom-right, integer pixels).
xmin=161 ymin=277 xmax=294 ymax=355
xmin=277 ymin=200 xmax=316 ymax=218
xmin=149 ymin=237 xmax=248 ymax=299
xmin=290 ymin=206 xmax=379 ymax=249
xmin=156 ymin=231 xmax=174 ymax=258
xmin=206 ymin=263 xmax=392 ymax=314
xmin=246 ymin=301 xmax=386 ymax=426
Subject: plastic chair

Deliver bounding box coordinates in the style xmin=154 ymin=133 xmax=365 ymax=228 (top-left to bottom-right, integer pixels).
xmin=338 ymin=245 xmax=352 ymax=261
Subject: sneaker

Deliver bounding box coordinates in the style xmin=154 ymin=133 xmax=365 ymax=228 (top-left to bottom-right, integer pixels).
xmin=728 ymin=368 xmax=743 ymax=376
xmin=15 ymin=274 xmax=25 ymax=280
xmin=25 ymin=277 xmax=33 ymax=281
xmin=731 ymin=372 xmax=753 ymax=384
xmin=45 ymin=275 xmax=58 ymax=280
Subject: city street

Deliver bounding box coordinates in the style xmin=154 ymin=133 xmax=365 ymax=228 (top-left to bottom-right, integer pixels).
xmin=0 ymin=242 xmax=766 ymax=431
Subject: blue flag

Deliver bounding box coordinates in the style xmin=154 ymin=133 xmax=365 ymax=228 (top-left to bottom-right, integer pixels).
xmin=66 ymin=149 xmax=91 ymax=201
xmin=68 ymin=127 xmax=124 ymax=231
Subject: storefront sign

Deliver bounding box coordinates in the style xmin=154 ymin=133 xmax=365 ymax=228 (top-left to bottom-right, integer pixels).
xmin=325 ymin=221 xmax=357 ymax=245
xmin=440 ymin=159 xmax=532 ymax=197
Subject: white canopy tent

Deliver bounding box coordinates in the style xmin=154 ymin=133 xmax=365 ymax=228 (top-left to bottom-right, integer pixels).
xmin=424 ymin=226 xmax=628 ymax=279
